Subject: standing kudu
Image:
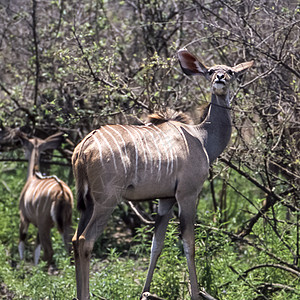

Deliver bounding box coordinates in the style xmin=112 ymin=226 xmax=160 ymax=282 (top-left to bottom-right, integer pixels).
xmin=72 ymin=49 xmax=253 ymax=299
xmin=18 ymin=132 xmax=73 ymax=267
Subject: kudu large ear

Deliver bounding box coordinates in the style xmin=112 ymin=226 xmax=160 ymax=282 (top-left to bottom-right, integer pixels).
xmin=178 ymin=49 xmax=208 ymax=76
xmin=17 ymin=132 xmax=34 ymax=161
xmin=232 ymin=60 xmax=254 ymax=77
xmin=39 ymin=132 xmax=64 ymax=152
xmin=17 ymin=131 xmax=32 ymax=149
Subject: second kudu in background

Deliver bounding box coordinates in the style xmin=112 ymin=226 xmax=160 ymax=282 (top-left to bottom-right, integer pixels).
xmin=18 ymin=132 xmax=73 ymax=268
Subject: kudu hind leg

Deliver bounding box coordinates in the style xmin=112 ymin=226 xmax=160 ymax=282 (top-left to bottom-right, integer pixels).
xmin=73 ymin=190 xmax=95 ymax=300
xmin=142 ymin=198 xmax=176 ymax=297
xmin=38 ymin=223 xmax=54 ymax=266
xmin=34 ymin=233 xmax=41 ymax=265
xmin=73 ymin=202 xmax=116 ymax=300
xmin=18 ymin=216 xmax=29 ymax=261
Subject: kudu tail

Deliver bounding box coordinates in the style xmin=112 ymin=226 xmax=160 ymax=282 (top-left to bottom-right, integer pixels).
xmin=53 ymin=182 xmax=73 ymax=252
xmin=72 ymin=143 xmax=91 ymax=212
xmin=55 ymin=192 xmax=72 ymax=233
xmin=72 ymin=140 xmax=95 ymax=238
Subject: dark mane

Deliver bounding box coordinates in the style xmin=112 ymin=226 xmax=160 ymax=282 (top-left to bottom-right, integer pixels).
xmin=147 ymin=109 xmax=193 ymax=125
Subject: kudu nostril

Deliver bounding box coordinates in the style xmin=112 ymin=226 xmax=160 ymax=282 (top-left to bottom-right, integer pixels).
xmin=217 ymin=73 xmax=224 ymax=80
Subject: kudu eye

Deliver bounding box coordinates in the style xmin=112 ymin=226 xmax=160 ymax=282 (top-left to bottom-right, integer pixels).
xmin=227 ymin=69 xmax=234 ymax=76
xmin=208 ymin=69 xmax=214 ymax=75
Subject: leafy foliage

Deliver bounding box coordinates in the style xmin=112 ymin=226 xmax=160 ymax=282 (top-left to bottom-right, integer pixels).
xmin=0 ymin=0 xmax=299 ymax=299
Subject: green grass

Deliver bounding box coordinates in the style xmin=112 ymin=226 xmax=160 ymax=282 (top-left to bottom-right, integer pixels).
xmin=0 ymin=161 xmax=299 ymax=299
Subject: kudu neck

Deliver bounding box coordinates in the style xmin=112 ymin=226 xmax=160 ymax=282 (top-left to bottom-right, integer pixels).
xmin=27 ymin=147 xmax=39 ymax=180
xmin=198 ymin=91 xmax=232 ymax=164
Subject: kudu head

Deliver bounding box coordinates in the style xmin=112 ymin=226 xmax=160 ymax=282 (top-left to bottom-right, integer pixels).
xmin=19 ymin=132 xmax=64 ymax=179
xmin=178 ymin=48 xmax=254 ymax=96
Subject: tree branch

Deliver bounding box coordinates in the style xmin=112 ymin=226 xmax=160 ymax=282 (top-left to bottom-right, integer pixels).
xmin=71 ymin=24 xmax=149 ymax=111
xmin=0 ymin=82 xmax=35 ymax=123
xmin=128 ymin=202 xmax=155 ymax=225
xmin=242 ymin=264 xmax=300 ymax=278
xmin=32 ymin=0 xmax=40 ymax=106
xmin=228 ymin=265 xmax=269 ymax=300
xmin=219 ymin=157 xmax=280 ymax=201
xmin=195 ymin=222 xmax=300 ymax=272
xmin=256 ymin=282 xmax=299 ymax=294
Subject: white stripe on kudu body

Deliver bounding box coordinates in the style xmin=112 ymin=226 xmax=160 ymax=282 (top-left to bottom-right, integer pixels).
xmin=96 ymin=129 xmax=118 ymax=171
xmin=106 ymin=125 xmax=130 ymax=161
xmin=72 ymin=49 xmax=253 ymax=300
xmin=102 ymin=127 xmax=128 ymax=174
xmin=93 ymin=131 xmax=103 ymax=165
xmin=145 ymin=126 xmax=163 ymax=178
xmin=153 ymin=125 xmax=174 ymax=175
xmin=129 ymin=126 xmax=149 ymax=172
xmin=43 ymin=180 xmax=61 ymax=213
xmin=18 ymin=133 xmax=73 ymax=268
xmin=91 ymin=124 xmax=177 ymax=181
xmin=23 ymin=178 xmax=65 ymax=221
xmin=139 ymin=127 xmax=154 ymax=174
xmin=119 ymin=125 xmax=140 ymax=178
xmin=152 ymin=125 xmax=175 ymax=175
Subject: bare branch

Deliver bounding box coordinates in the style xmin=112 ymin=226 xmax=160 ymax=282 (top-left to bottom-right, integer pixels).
xmin=32 ymin=0 xmax=40 ymax=107
xmin=242 ymin=264 xmax=300 ymax=278
xmin=0 ymin=82 xmax=35 ymax=123
xmin=128 ymin=202 xmax=154 ymax=226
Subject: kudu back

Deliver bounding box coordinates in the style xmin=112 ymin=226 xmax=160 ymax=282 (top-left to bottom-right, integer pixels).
xmin=72 ymin=49 xmax=253 ymax=300
xmin=18 ymin=132 xmax=73 ymax=267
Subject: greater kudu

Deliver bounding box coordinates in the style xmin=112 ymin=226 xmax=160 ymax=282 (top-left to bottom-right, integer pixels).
xmin=72 ymin=49 xmax=253 ymax=299
xmin=18 ymin=132 xmax=73 ymax=267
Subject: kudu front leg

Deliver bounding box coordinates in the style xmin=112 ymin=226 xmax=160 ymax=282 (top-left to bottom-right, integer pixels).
xmin=178 ymin=198 xmax=201 ymax=300
xmin=141 ymin=198 xmax=175 ymax=298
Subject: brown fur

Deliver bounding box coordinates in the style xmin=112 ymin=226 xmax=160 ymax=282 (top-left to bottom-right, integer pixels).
xmin=147 ymin=109 xmax=193 ymax=125
xmin=71 ymin=49 xmax=253 ymax=300
xmin=18 ymin=133 xmax=74 ymax=266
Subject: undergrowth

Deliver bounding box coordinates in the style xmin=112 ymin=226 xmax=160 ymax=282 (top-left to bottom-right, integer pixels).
xmin=0 ymin=163 xmax=299 ymax=299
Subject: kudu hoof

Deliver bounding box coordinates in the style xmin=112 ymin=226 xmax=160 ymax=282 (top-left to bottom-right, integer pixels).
xmin=141 ymin=292 xmax=166 ymax=300
xmin=140 ymin=292 xmax=150 ymax=300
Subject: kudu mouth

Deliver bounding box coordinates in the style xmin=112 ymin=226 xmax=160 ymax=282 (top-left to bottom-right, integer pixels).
xmin=212 ymin=78 xmax=227 ymax=89
xmin=212 ymin=77 xmax=228 ymax=95
xmin=214 ymin=79 xmax=226 ymax=85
